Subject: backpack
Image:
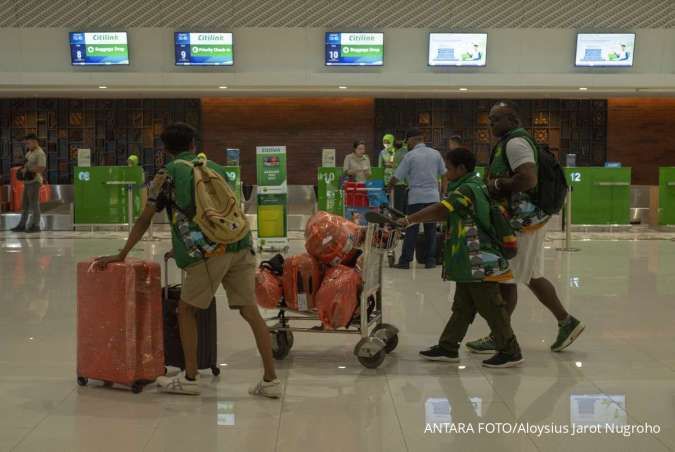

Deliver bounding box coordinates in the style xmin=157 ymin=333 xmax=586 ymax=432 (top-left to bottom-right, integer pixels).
xmin=496 ymin=132 xmax=568 ymax=215
xmin=174 ymin=159 xmax=249 ymax=245
xmin=466 ymin=182 xmax=518 ymax=260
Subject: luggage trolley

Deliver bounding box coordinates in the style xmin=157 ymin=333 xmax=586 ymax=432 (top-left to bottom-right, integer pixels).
xmin=342 ymin=181 xmax=400 ymax=268
xmin=265 ymin=209 xmax=403 ymax=369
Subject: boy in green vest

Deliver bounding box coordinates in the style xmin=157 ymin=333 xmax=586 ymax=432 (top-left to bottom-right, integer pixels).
xmin=399 ymin=148 xmax=523 ymax=368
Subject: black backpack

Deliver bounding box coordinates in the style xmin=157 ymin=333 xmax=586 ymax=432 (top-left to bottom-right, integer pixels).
xmin=534 ymin=145 xmax=568 ymax=215
xmin=497 ymin=133 xmax=568 ymax=215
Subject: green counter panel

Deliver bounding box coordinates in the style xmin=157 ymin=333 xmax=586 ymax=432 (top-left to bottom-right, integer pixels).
xmin=74 ymin=166 xmax=144 ymax=225
xmin=564 ymin=167 xmax=631 ymax=225
xmin=317 ymin=167 xmax=344 ymax=214
xmin=659 ymin=167 xmax=675 ymax=225
xmin=222 ymin=166 xmax=241 ymax=203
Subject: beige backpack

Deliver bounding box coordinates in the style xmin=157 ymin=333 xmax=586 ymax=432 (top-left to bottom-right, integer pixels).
xmin=175 ymin=159 xmax=249 ymax=245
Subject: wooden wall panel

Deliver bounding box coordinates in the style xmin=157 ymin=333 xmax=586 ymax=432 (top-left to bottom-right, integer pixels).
xmin=0 ymin=98 xmax=200 ymax=184
xmin=375 ymin=99 xmax=607 ymax=166
xmin=201 ymin=98 xmax=375 ymax=185
xmin=608 ymin=98 xmax=675 ymax=185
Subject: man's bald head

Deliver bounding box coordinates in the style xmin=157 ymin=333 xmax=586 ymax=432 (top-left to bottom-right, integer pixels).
xmin=489 ymin=101 xmax=521 ymax=138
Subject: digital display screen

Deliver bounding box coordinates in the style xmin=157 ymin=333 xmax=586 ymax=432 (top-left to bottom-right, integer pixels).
xmin=70 ymin=32 xmax=129 ymax=66
xmin=575 ymin=33 xmax=635 ymax=67
xmin=325 ymin=32 xmax=384 ymax=66
xmin=175 ymin=32 xmax=234 ymax=66
xmin=428 ymin=33 xmax=488 ymax=67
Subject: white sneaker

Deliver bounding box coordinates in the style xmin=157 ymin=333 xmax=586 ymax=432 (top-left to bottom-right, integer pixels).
xmin=156 ymin=373 xmax=200 ymax=396
xmin=248 ymin=378 xmax=282 ymax=399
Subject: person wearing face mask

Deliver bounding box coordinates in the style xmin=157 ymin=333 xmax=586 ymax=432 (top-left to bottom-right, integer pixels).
xmin=378 ymin=134 xmax=397 ymax=183
xmin=343 ymin=140 xmax=371 ymax=182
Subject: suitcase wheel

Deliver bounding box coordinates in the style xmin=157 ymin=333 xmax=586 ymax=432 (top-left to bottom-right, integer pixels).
xmin=271 ymin=330 xmax=293 ymax=360
xmin=211 ymin=366 xmax=221 ymax=376
xmin=77 ymin=377 xmax=88 ymax=387
xmin=131 ymin=381 xmax=144 ymax=394
xmin=103 ymin=381 xmax=114 ymax=388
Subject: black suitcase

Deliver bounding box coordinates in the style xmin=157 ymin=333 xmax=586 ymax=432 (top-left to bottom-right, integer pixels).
xmin=163 ymin=256 xmax=220 ymax=376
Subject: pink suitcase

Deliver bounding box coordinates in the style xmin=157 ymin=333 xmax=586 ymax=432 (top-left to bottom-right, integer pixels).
xmin=76 ymin=259 xmax=165 ymax=393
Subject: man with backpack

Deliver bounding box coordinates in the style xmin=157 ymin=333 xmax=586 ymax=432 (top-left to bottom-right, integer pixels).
xmin=465 ymin=101 xmax=585 ymax=355
xmin=96 ymin=123 xmax=280 ymax=397
xmin=399 ymin=148 xmax=523 ymax=368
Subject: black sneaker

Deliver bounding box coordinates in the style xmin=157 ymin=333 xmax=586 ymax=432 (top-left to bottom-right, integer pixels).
xmin=482 ymin=352 xmax=524 ymax=368
xmin=10 ymin=226 xmax=25 ymax=232
xmin=419 ymin=345 xmax=459 ymax=363
xmin=393 ymin=263 xmax=410 ymax=269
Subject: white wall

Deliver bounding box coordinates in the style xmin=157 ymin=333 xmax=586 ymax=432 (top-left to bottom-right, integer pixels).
xmin=0 ymin=28 xmax=674 ymax=96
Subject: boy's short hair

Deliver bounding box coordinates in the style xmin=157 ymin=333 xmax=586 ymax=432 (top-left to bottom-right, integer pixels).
xmin=160 ymin=122 xmax=196 ymax=154
xmin=445 ymin=148 xmax=476 ymax=173
xmin=23 ymin=133 xmax=39 ymax=141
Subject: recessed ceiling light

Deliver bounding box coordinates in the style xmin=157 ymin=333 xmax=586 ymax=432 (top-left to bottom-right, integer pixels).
xmin=338 ymin=86 xmax=348 ymax=90
xmin=579 ymin=87 xmax=588 ymax=91
xmin=98 ymin=85 xmax=107 ymax=89
xmin=338 ymin=365 xmax=346 ymax=369
xmin=219 ymin=85 xmax=228 ymax=89
xmin=459 ymin=88 xmax=468 ymax=92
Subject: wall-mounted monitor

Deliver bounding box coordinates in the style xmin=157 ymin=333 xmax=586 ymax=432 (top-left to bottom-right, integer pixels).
xmin=575 ymin=33 xmax=635 ymax=67
xmin=325 ymin=32 xmax=383 ymax=66
xmin=70 ymin=32 xmax=129 ymax=66
xmin=428 ymin=33 xmax=488 ymax=67
xmin=175 ymin=32 xmax=234 ymax=66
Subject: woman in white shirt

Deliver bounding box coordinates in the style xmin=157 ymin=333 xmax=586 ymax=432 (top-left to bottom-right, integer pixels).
xmin=343 ymin=140 xmax=371 ymax=182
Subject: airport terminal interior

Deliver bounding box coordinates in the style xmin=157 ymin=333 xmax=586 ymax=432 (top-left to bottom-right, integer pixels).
xmin=1 ymin=1 xmax=675 ymax=451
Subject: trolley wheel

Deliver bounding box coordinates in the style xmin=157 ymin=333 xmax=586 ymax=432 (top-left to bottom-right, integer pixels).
xmin=357 ymin=349 xmax=386 ymax=369
xmin=102 ymin=381 xmax=114 ymax=388
xmin=373 ymin=323 xmax=400 ymax=354
xmin=211 ymin=366 xmax=221 ymax=376
xmin=387 ymin=252 xmax=396 ymax=268
xmin=354 ymin=337 xmax=387 ymax=369
xmin=77 ymin=377 xmax=88 ymax=387
xmin=131 ymin=381 xmax=144 ymax=394
xmin=271 ymin=331 xmax=291 ymax=360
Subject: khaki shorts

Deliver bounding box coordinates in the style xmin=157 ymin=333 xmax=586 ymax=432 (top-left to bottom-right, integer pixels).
xmin=181 ymin=249 xmax=256 ymax=310
xmin=509 ymin=226 xmax=546 ymax=285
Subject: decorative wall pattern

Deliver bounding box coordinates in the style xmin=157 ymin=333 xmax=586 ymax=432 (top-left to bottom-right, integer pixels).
xmin=375 ymin=99 xmax=608 ymax=166
xmin=0 ymin=0 xmax=672 ymax=28
xmin=0 ymin=99 xmax=200 ymax=184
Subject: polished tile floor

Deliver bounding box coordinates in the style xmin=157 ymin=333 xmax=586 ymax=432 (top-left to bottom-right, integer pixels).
xmin=0 ymin=232 xmax=673 ymax=452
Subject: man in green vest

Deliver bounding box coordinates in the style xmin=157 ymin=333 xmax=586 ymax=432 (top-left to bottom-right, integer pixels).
xmin=95 ymin=123 xmax=280 ymax=398
xmin=397 ymin=148 xmax=523 ymax=368
xmin=465 ymin=101 xmax=585 ymax=355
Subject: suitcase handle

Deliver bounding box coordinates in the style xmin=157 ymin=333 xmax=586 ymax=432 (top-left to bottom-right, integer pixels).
xmin=163 ymin=251 xmax=183 ymax=300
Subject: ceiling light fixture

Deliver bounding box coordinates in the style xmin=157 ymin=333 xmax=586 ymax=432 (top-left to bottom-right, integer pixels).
xmin=338 ymin=86 xmax=348 ymax=90
xmin=459 ymin=88 xmax=468 ymax=91
xmin=219 ymin=86 xmax=228 ymax=89
xmin=98 ymin=85 xmax=107 ymax=89
xmin=579 ymin=87 xmax=588 ymax=91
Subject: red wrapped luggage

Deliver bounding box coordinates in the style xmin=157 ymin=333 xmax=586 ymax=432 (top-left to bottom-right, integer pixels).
xmin=304 ymin=211 xmax=362 ymax=266
xmin=316 ymin=265 xmax=361 ymax=330
xmin=77 ymin=259 xmax=165 ymax=393
xmin=282 ymin=253 xmax=322 ymax=311
xmin=256 ymin=266 xmax=283 ymax=309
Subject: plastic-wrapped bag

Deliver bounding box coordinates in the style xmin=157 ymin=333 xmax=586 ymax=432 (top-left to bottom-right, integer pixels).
xmin=282 ymin=253 xmax=323 ymax=312
xmin=305 ymin=211 xmax=362 ymax=266
xmin=255 ymin=266 xmax=283 ymax=309
xmin=316 ymin=265 xmax=361 ymax=330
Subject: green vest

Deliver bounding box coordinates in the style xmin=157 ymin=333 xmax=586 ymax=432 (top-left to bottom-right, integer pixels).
xmin=441 ymin=175 xmax=511 ymax=283
xmin=486 ymin=128 xmax=549 ymax=232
